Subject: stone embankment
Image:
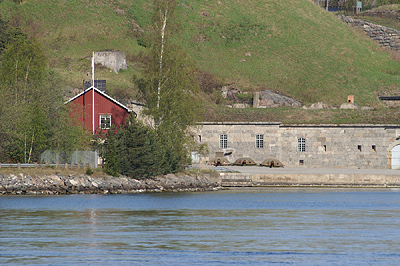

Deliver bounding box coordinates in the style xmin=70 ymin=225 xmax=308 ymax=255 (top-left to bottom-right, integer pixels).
xmin=219 ymin=171 xmax=400 ymax=187
xmin=339 ymin=15 xmax=400 ymax=51
xmin=0 ymin=173 xmax=220 ymax=195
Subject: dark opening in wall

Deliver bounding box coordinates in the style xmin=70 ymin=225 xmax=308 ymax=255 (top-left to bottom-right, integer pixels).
xmin=372 ymin=145 xmax=376 ymax=152
xmin=323 ymin=145 xmax=327 ymax=152
xmin=358 ymin=145 xmax=362 ymax=152
xmin=299 ymin=160 xmax=304 ymax=166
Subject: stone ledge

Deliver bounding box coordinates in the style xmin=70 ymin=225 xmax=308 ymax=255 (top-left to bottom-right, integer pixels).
xmin=220 ymin=173 xmax=400 ymax=187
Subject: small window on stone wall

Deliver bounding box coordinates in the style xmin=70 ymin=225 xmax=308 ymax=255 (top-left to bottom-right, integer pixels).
xmin=220 ymin=134 xmax=227 ymax=149
xmin=299 ymin=160 xmax=304 ymax=166
xmin=358 ymin=145 xmax=362 ymax=152
xmin=372 ymin=145 xmax=376 ymax=152
xmin=298 ymin=138 xmax=306 ymax=152
xmin=323 ymin=145 xmax=327 ymax=152
xmin=256 ymin=134 xmax=264 ymax=149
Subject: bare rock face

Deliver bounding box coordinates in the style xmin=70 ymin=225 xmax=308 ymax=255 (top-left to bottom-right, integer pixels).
xmin=256 ymin=89 xmax=301 ymax=108
xmin=302 ymin=102 xmax=330 ymax=110
xmin=233 ymin=103 xmax=250 ymax=108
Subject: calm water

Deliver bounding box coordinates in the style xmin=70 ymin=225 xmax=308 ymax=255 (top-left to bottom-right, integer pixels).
xmin=1 ymin=188 xmax=400 ymax=265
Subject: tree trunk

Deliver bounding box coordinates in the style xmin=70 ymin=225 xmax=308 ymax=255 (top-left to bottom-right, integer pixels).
xmin=27 ymin=131 xmax=34 ymax=164
xmin=24 ymin=57 xmax=33 ymax=102
xmin=15 ymin=58 xmax=18 ymax=104
xmin=24 ymin=133 xmax=27 ymax=163
xmin=157 ymin=8 xmax=168 ymax=110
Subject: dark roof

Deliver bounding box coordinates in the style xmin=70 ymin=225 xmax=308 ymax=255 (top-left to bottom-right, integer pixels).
xmin=65 ymin=86 xmax=132 ymax=112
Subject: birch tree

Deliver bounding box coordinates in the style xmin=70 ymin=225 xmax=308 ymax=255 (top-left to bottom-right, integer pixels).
xmin=0 ymin=37 xmax=88 ymax=163
xmin=137 ymin=0 xmax=203 ymax=171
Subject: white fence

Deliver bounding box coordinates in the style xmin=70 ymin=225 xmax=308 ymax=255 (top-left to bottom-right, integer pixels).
xmin=40 ymin=150 xmax=98 ymax=169
xmin=0 ymin=162 xmax=91 ymax=169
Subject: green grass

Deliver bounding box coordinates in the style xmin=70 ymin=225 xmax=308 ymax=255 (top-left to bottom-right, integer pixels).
xmin=176 ymin=0 xmax=400 ymax=108
xmin=2 ymin=0 xmax=400 ymax=122
xmin=203 ymin=103 xmax=400 ymax=124
xmin=0 ymin=0 xmax=145 ymax=99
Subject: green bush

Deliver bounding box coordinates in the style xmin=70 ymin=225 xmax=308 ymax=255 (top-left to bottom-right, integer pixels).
xmin=85 ymin=167 xmax=94 ymax=176
xmin=236 ymin=93 xmax=253 ymax=104
xmin=97 ymin=115 xmax=190 ymax=178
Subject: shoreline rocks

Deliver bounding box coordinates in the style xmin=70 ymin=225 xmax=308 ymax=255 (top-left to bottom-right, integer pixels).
xmin=0 ymin=173 xmax=221 ymax=195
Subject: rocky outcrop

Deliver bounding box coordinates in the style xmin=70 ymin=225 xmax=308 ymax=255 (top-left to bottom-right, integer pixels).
xmin=302 ymin=102 xmax=330 ymax=110
xmin=0 ymin=173 xmax=220 ymax=195
xmin=340 ymin=102 xmax=361 ymax=110
xmin=254 ymin=90 xmax=302 ymax=108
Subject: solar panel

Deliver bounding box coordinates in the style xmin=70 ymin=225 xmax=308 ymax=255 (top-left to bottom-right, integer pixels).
xmin=83 ymin=80 xmax=106 ymax=93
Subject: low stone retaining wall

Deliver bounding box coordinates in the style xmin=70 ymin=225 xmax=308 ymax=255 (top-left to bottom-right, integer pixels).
xmin=339 ymin=15 xmax=400 ymax=51
xmin=0 ymin=173 xmax=220 ymax=195
xmin=220 ymin=172 xmax=400 ymax=187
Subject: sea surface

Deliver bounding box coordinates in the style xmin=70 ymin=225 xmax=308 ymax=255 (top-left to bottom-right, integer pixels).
xmin=1 ymin=187 xmax=400 ymax=265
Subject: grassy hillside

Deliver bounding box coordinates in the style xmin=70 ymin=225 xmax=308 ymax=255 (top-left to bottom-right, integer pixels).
xmin=0 ymin=0 xmax=145 ymax=98
xmin=1 ymin=0 xmax=400 ymax=122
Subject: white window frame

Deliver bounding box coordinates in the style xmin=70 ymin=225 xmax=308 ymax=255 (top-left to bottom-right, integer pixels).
xmin=100 ymin=114 xmax=112 ymax=129
xmin=256 ymin=134 xmax=264 ymax=149
xmin=298 ymin=137 xmax=306 ymax=152
xmin=220 ymin=134 xmax=228 ymax=149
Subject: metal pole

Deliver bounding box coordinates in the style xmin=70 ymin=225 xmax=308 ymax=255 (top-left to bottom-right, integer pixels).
xmin=92 ymin=51 xmax=95 ymax=134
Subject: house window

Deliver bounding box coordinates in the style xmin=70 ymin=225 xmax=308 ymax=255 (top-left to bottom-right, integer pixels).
xmin=298 ymin=138 xmax=306 ymax=152
xmin=372 ymin=145 xmax=376 ymax=152
xmin=100 ymin=114 xmax=111 ymax=129
xmin=220 ymin=134 xmax=228 ymax=149
xmin=256 ymin=134 xmax=264 ymax=149
xmin=358 ymin=145 xmax=362 ymax=152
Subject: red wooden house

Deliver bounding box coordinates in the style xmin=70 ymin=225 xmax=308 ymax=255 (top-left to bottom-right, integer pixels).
xmin=66 ymin=86 xmax=132 ymax=133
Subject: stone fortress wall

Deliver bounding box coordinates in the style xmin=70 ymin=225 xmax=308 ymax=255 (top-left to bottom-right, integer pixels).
xmin=196 ymin=122 xmax=400 ymax=169
xmin=339 ymin=15 xmax=400 ymax=51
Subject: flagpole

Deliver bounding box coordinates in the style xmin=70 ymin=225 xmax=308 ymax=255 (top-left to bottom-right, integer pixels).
xmin=92 ymin=51 xmax=95 ymax=134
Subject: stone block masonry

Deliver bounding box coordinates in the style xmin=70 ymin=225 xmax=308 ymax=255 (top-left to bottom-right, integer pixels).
xmin=339 ymin=15 xmax=400 ymax=51
xmin=195 ymin=122 xmax=400 ymax=169
xmin=219 ymin=172 xmax=400 ymax=187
